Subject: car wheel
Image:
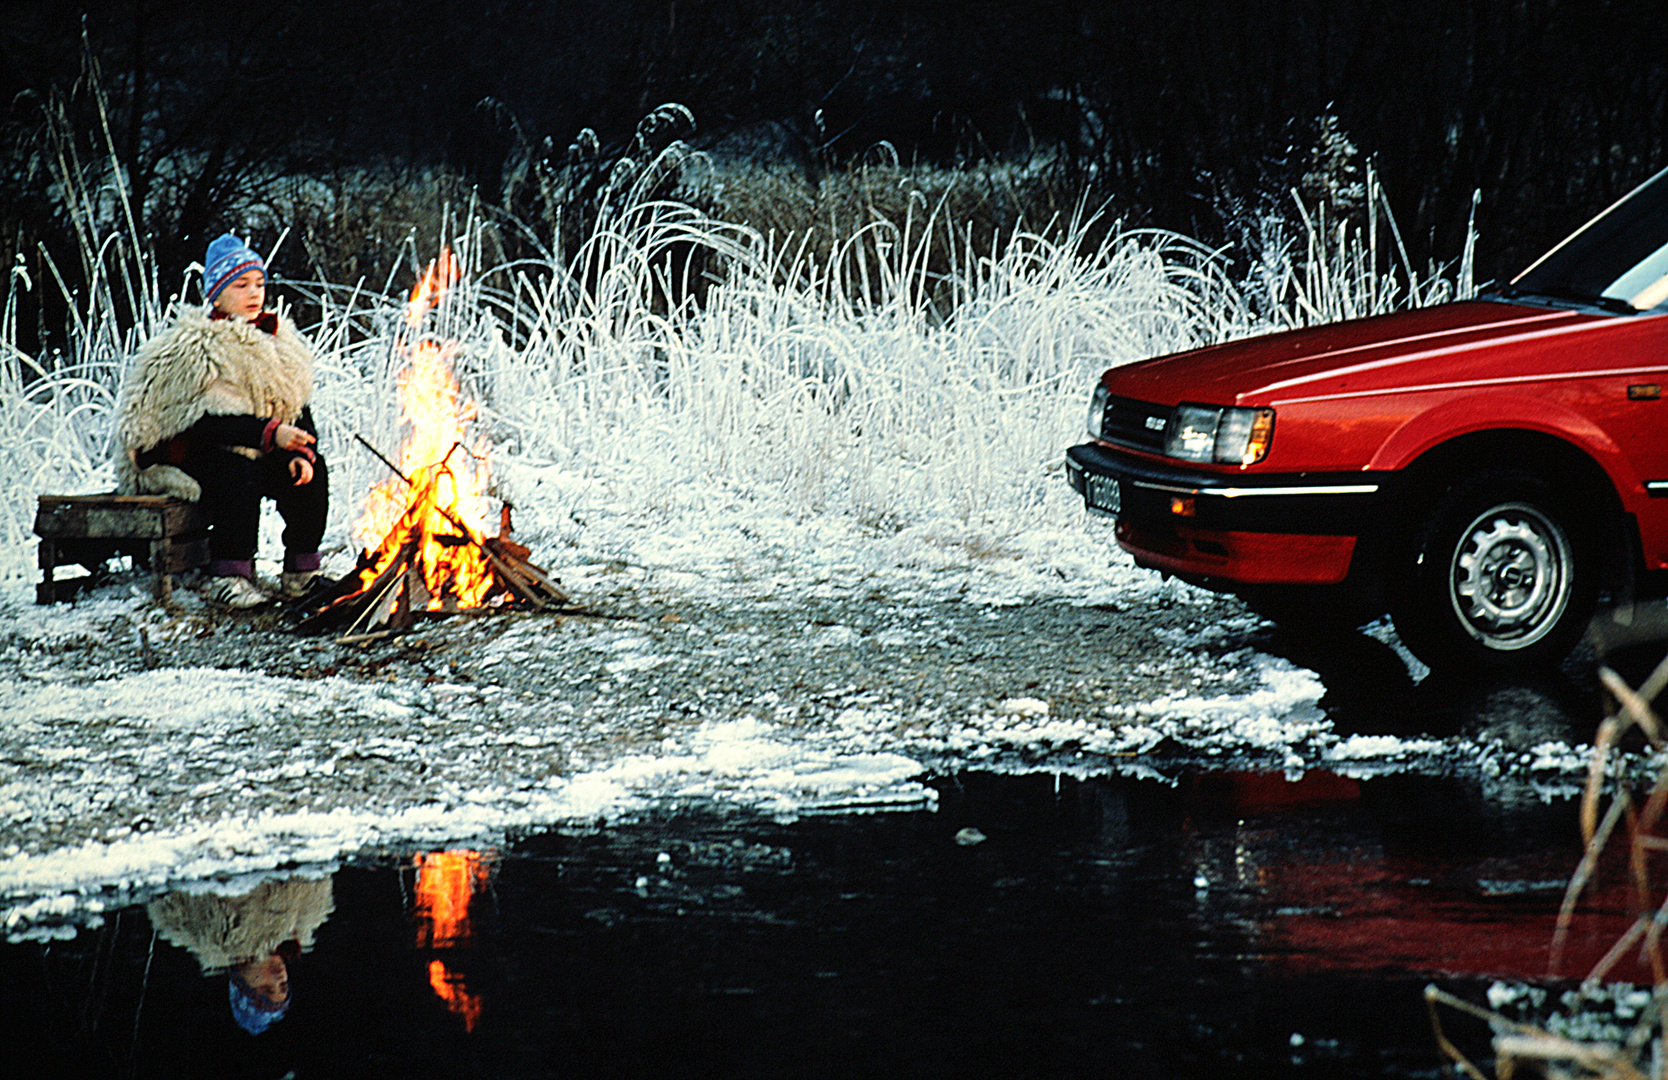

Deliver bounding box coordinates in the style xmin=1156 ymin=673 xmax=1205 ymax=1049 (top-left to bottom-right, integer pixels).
xmin=1392 ymin=470 xmax=1596 ymax=672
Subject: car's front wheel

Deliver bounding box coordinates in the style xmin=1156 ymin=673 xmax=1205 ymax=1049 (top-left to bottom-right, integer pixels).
xmin=1392 ymin=470 xmax=1596 ymax=672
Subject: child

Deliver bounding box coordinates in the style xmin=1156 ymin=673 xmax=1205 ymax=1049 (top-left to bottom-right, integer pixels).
xmin=146 ymin=873 xmax=334 ymax=1034
xmin=114 ymin=233 xmax=329 ymax=608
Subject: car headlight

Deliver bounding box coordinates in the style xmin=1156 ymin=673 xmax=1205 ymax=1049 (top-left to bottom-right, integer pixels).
xmin=1086 ymin=382 xmax=1110 ymax=439
xmin=1164 ymin=403 xmax=1275 ymax=465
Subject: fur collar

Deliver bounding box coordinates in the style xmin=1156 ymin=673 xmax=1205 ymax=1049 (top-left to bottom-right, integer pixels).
xmin=113 ymin=306 xmax=315 ymax=493
xmin=145 ymin=877 xmax=335 ymax=972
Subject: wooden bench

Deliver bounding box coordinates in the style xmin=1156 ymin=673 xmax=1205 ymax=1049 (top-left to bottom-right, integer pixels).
xmin=34 ymin=494 xmax=210 ymax=604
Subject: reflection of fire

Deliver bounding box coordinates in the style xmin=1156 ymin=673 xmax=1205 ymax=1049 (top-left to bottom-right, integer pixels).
xmin=413 ymin=848 xmax=490 ymax=947
xmin=427 ymin=960 xmax=481 ymax=1032
xmin=294 ymin=250 xmax=566 ymax=639
xmin=413 ymin=849 xmax=491 ymax=1032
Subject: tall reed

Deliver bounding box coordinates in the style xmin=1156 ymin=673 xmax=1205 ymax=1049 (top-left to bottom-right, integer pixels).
xmin=0 ymin=130 xmax=1473 ymax=586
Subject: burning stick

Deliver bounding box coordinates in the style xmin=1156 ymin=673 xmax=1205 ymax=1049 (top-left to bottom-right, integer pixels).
xmin=353 ymin=435 xmax=507 ymax=574
xmin=360 ymin=434 xmax=563 ymax=607
xmin=354 ymin=431 xmax=413 ymax=485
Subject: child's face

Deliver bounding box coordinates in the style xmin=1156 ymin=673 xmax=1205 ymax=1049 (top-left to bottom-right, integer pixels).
xmin=213 ymin=269 xmax=266 ymax=320
xmin=236 ymin=953 xmax=290 ymax=1005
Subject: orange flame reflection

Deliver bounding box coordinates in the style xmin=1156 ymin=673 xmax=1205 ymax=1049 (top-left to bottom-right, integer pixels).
xmin=355 ymin=248 xmax=499 ymax=610
xmin=413 ymin=849 xmax=490 ymax=947
xmin=428 ymin=959 xmax=482 ymax=1032
xmin=413 ymin=849 xmax=491 ymax=1032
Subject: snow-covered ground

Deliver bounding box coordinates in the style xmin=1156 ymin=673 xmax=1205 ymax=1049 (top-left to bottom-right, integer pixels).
xmin=0 ymin=471 xmax=1606 ymax=944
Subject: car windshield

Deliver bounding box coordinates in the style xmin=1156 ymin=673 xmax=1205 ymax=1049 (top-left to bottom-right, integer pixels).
xmin=1509 ymin=166 xmax=1668 ymax=311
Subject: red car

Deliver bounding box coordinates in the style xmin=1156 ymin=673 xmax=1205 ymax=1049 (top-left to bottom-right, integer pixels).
xmin=1067 ymin=168 xmax=1668 ymax=672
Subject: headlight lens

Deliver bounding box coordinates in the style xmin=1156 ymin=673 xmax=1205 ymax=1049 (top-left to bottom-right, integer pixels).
xmin=1086 ymin=382 xmax=1110 ymax=439
xmin=1164 ymin=403 xmax=1275 ymax=465
xmin=1167 ymin=404 xmax=1220 ymax=461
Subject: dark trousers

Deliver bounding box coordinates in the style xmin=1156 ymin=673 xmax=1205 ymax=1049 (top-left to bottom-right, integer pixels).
xmin=183 ymin=448 xmax=329 ymax=570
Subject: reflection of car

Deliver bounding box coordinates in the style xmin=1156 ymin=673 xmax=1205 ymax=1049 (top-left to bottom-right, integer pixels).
xmin=1067 ymin=168 xmax=1668 ymax=672
xmin=1191 ymin=771 xmax=1647 ymax=985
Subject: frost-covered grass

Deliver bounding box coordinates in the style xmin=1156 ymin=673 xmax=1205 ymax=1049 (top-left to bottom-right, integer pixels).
xmin=1241 ymin=163 xmax=1477 ymax=327
xmin=0 ymin=141 xmax=1471 ymax=588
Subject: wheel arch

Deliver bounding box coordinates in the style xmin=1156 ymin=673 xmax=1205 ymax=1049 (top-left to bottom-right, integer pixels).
xmin=1381 ymin=429 xmax=1639 ymax=605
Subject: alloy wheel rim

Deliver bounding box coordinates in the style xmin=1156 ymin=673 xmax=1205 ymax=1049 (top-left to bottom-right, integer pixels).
xmin=1447 ymin=502 xmax=1573 ymax=650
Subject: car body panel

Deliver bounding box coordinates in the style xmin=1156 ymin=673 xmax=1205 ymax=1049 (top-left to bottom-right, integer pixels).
xmin=1115 ymin=519 xmax=1358 ymax=585
xmin=1070 ymin=298 xmax=1668 ymax=584
xmin=1102 ymin=302 xmax=1592 ymax=408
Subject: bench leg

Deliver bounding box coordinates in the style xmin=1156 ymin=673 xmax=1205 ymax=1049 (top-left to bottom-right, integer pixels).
xmin=150 ymin=538 xmax=174 ymax=601
xmin=35 ymin=528 xmax=209 ymax=605
xmin=37 ymin=539 xmax=57 ymax=605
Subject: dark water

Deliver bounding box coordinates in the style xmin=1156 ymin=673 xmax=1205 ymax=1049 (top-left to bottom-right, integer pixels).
xmin=1 ymin=768 xmax=1631 ymax=1079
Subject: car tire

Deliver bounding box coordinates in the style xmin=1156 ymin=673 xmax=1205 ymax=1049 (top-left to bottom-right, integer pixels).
xmin=1392 ymin=469 xmax=1596 ymax=673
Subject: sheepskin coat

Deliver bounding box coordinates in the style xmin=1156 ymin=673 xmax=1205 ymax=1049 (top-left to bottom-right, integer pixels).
xmin=146 ymin=875 xmax=335 ymax=973
xmin=113 ymin=308 xmax=315 ymax=496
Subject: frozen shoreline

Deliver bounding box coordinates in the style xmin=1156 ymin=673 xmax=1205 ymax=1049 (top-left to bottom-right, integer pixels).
xmin=0 ymin=495 xmax=1606 ymax=942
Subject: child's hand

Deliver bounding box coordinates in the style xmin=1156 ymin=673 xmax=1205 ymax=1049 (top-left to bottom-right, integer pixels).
xmin=289 ymin=457 xmax=315 ymax=486
xmin=274 ymin=424 xmax=315 ymax=452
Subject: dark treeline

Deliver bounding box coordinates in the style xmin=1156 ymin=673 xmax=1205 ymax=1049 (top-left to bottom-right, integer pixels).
xmin=3 ymin=0 xmax=1665 ymax=339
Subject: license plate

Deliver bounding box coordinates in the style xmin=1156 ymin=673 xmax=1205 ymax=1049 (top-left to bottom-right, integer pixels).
xmin=1085 ymin=474 xmax=1121 ymax=516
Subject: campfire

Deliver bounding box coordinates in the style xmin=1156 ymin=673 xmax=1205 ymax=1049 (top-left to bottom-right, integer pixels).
xmin=294 ymin=249 xmax=566 ymax=642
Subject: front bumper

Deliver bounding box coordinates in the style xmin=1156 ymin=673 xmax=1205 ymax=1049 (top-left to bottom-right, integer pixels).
xmin=1065 ymin=442 xmax=1388 ymax=586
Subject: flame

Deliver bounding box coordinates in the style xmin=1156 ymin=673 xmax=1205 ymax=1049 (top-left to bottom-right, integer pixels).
xmin=355 ymin=248 xmax=498 ymax=609
xmin=406 ymin=247 xmax=460 ymax=328
xmin=428 ymin=959 xmax=482 ymax=1032
xmin=413 ymin=849 xmax=491 ymax=1032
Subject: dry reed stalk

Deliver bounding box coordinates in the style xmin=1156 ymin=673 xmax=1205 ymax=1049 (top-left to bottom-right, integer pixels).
xmin=1433 ymin=651 xmax=1668 ymax=1079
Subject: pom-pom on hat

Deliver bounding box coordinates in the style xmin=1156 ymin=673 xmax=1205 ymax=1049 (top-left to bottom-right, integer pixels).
xmin=203 ymin=233 xmax=265 ymax=304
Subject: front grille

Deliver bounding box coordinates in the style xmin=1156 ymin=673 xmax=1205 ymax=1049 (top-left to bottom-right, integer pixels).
xmin=1099 ymin=395 xmax=1170 ymax=453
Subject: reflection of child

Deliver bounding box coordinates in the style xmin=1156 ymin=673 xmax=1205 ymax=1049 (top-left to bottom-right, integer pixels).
xmin=145 ymin=874 xmax=334 ymax=1035
xmin=114 ymin=233 xmax=329 ymax=608
xmin=228 ymin=946 xmax=297 ymax=1035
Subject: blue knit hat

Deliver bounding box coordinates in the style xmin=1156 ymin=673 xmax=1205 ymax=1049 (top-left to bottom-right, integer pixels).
xmin=228 ymin=972 xmax=290 ymax=1034
xmin=204 ymin=233 xmax=265 ymax=303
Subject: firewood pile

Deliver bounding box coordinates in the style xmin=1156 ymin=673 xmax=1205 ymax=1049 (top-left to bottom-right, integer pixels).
xmin=291 ymin=476 xmax=567 ymax=644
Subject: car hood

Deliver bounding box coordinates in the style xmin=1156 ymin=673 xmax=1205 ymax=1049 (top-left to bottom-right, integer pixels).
xmin=1105 ymin=299 xmax=1612 ymax=406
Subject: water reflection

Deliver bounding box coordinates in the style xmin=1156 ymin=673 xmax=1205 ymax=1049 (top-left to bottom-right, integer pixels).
xmin=1176 ymin=770 xmax=1642 ymax=984
xmin=145 ymin=873 xmax=334 ymax=1035
xmin=0 ymin=770 xmax=1637 ymax=1076
xmin=411 ymin=850 xmax=494 ymax=1031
